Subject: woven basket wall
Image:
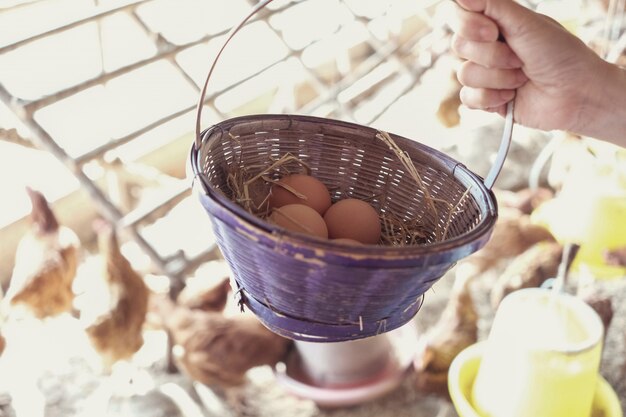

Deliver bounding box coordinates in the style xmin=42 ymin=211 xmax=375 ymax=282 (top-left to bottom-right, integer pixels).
xmin=190 ymin=114 xmax=497 ymax=341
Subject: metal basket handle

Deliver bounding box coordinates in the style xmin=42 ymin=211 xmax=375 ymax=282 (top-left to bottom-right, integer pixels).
xmin=194 ymin=0 xmax=514 ymax=190
xmin=194 ymin=0 xmax=276 ymax=149
xmin=484 ymin=101 xmax=514 ymax=189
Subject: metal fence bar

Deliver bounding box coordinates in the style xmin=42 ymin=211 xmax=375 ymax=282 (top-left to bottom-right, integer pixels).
xmin=0 ymin=0 xmax=445 ymax=286
xmin=0 ymin=0 xmax=152 ymax=53
xmin=0 ymin=82 xmax=122 ymax=222
xmin=75 ymin=104 xmax=197 ymax=166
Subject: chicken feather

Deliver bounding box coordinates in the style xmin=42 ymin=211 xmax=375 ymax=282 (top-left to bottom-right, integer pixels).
xmin=5 ymin=188 xmax=79 ymax=319
xmin=156 ymin=296 xmax=291 ymax=388
xmin=81 ymin=223 xmax=149 ymax=372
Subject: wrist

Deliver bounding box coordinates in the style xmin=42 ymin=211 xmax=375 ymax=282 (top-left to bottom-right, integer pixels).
xmin=577 ymin=61 xmax=626 ymax=147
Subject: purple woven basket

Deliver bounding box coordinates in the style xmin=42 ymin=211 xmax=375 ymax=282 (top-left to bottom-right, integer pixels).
xmin=189 ymin=0 xmax=514 ymax=342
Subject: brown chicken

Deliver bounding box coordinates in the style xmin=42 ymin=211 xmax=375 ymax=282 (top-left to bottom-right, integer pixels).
xmin=155 ymin=296 xmax=292 ymax=388
xmin=455 ymin=207 xmax=555 ymax=283
xmin=4 ymin=187 xmax=80 ymax=319
xmin=80 ymin=222 xmax=149 ymax=371
xmin=491 ymin=242 xmax=564 ymax=308
xmin=177 ymin=276 xmax=231 ymax=313
xmin=146 ymin=271 xmax=231 ymax=332
xmin=436 ymin=69 xmax=463 ymax=128
xmin=413 ymin=275 xmax=478 ymax=396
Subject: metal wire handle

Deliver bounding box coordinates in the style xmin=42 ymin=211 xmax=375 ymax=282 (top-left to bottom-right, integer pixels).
xmin=195 ymin=0 xmax=277 ymax=148
xmin=484 ymin=100 xmax=514 ymax=190
xmin=194 ymin=0 xmax=514 ymax=190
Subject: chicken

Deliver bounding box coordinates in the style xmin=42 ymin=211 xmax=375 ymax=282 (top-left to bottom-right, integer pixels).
xmin=4 ymin=187 xmax=80 ymax=319
xmin=177 ymin=276 xmax=231 ymax=313
xmin=491 ymin=242 xmax=563 ymax=308
xmin=413 ymin=275 xmax=478 ymax=396
xmin=455 ymin=207 xmax=555 ymax=283
xmin=155 ymin=295 xmax=292 ymax=388
xmin=436 ymin=69 xmax=463 ymax=128
xmin=79 ymin=222 xmax=149 ymax=371
xmin=146 ymin=265 xmax=231 ymax=331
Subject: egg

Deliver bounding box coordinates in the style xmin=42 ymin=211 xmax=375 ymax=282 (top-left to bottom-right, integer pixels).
xmin=324 ymin=199 xmax=381 ymax=244
xmin=269 ymin=204 xmax=329 ymax=239
xmin=332 ymin=238 xmax=363 ymax=246
xmin=269 ymin=174 xmax=332 ymax=215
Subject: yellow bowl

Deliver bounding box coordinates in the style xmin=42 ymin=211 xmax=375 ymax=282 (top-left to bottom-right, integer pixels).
xmin=448 ymin=342 xmax=623 ymax=417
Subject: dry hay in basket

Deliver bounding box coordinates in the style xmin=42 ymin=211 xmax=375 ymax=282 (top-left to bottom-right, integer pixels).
xmin=375 ymin=131 xmax=471 ymax=243
xmin=223 ymin=131 xmax=471 ymax=247
xmin=226 ymin=152 xmax=311 ymax=218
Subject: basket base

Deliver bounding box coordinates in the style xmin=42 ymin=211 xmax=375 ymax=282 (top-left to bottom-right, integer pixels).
xmin=242 ymin=291 xmax=425 ymax=342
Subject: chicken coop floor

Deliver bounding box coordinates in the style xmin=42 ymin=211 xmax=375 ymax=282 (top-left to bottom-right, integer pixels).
xmin=1 ymin=267 xmax=625 ymax=417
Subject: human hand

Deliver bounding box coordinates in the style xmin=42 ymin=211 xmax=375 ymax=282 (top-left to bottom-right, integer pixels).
xmin=450 ymin=0 xmax=626 ymax=145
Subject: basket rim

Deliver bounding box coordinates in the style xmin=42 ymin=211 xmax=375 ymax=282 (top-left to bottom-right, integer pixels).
xmin=190 ymin=113 xmax=498 ymax=260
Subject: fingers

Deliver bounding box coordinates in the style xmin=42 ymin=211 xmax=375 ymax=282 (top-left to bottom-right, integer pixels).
xmin=460 ymin=86 xmax=515 ymax=109
xmin=452 ymin=34 xmax=522 ymax=69
xmin=455 ymin=0 xmax=488 ymax=12
xmin=450 ymin=0 xmax=525 ymax=115
xmin=485 ymin=105 xmax=508 ymax=117
xmin=458 ymin=61 xmax=527 ymax=89
xmin=449 ymin=3 xmax=500 ymax=42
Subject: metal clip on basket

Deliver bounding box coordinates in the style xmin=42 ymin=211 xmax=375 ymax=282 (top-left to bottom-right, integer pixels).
xmin=189 ymin=0 xmax=515 ymax=342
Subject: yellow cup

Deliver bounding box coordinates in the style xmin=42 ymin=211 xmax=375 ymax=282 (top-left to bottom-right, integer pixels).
xmin=471 ymin=288 xmax=604 ymax=417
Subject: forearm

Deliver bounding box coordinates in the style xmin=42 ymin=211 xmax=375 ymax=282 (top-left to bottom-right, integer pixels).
xmin=578 ymin=62 xmax=626 ymax=147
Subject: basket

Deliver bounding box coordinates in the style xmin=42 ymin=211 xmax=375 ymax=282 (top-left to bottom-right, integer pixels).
xmin=189 ymin=0 xmax=515 ymax=342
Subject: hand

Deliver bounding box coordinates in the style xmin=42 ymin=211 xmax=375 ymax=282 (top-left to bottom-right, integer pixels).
xmin=450 ymin=0 xmax=626 ymax=146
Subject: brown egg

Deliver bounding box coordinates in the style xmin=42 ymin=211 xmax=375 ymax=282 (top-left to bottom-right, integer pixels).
xmin=269 ymin=174 xmax=332 ymax=215
xmin=269 ymin=204 xmax=328 ymax=239
xmin=324 ymin=199 xmax=381 ymax=244
xmin=332 ymin=238 xmax=363 ymax=246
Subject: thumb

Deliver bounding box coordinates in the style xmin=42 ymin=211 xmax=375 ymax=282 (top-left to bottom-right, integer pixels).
xmin=456 ymin=0 xmax=538 ymax=39
xmin=455 ymin=0 xmax=489 ymax=12
xmin=485 ymin=0 xmax=541 ymax=40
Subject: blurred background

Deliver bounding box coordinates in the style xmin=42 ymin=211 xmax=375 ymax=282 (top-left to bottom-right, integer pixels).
xmin=0 ymin=0 xmax=625 ymax=416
